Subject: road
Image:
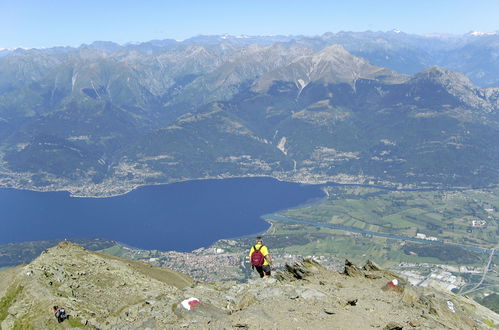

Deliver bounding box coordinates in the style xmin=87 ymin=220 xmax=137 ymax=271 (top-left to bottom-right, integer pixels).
xmin=459 ymin=246 xmax=498 ymax=295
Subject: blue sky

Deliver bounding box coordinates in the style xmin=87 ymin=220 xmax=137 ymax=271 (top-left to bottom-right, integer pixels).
xmin=2 ymin=0 xmax=499 ymax=48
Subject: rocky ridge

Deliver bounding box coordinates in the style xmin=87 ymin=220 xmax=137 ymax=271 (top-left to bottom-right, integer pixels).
xmin=1 ymin=242 xmax=498 ymax=329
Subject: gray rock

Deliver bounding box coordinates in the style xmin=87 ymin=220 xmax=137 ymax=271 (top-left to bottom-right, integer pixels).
xmin=298 ymin=288 xmax=326 ymax=300
xmin=253 ymin=287 xmax=284 ymax=300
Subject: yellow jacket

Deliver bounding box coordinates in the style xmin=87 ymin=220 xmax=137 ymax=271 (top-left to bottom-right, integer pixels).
xmin=249 ymin=243 xmax=270 ymax=266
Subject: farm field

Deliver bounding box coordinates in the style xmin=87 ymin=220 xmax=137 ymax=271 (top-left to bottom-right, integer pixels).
xmin=279 ymin=186 xmax=499 ymax=249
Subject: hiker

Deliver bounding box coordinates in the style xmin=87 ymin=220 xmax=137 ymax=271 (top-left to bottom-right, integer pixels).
xmin=249 ymin=236 xmax=273 ymax=278
xmin=53 ymin=306 xmax=68 ymax=323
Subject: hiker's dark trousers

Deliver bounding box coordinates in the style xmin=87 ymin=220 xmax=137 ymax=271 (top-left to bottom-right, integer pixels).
xmin=255 ymin=265 xmax=271 ymax=278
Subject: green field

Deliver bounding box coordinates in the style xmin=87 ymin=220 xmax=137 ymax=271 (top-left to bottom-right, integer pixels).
xmin=279 ymin=186 xmax=499 ymax=249
xmin=257 ymin=220 xmax=489 ymax=268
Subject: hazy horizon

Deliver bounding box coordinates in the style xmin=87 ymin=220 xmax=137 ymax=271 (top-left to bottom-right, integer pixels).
xmin=2 ymin=29 xmax=499 ymax=51
xmin=2 ymin=0 xmax=499 ymax=49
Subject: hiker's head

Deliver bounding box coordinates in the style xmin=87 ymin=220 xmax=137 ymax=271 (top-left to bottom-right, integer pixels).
xmin=53 ymin=306 xmax=58 ymax=311
xmin=256 ymin=236 xmax=263 ymax=244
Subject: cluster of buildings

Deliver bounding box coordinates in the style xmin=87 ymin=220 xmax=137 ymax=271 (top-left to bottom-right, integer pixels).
xmin=415 ymin=233 xmax=438 ymax=241
xmin=418 ymin=270 xmax=464 ymax=291
xmin=148 ymin=250 xmax=243 ymax=281
xmin=395 ymin=262 xmax=484 ymax=292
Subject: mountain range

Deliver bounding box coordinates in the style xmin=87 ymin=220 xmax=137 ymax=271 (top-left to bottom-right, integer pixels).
xmin=1 ymin=31 xmax=499 ymax=195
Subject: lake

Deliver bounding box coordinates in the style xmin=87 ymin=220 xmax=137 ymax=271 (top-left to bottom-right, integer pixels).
xmin=0 ymin=178 xmax=323 ymax=251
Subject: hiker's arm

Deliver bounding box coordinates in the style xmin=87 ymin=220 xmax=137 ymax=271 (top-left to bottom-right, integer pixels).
xmin=265 ymin=254 xmax=273 ymax=265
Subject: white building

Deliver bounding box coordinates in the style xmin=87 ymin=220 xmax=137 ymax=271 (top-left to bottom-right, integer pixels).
xmin=471 ymin=220 xmax=487 ymax=227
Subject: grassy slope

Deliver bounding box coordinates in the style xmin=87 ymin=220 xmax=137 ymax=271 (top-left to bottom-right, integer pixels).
xmin=94 ymin=251 xmax=193 ymax=289
xmin=0 ymin=266 xmax=22 ymax=299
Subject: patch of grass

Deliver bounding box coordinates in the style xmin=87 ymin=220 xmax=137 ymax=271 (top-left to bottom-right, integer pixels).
xmin=67 ymin=315 xmax=88 ymax=328
xmin=98 ymin=245 xmax=128 ymax=257
xmin=12 ymin=317 xmax=33 ymax=330
xmin=0 ymin=284 xmax=23 ymax=326
xmin=484 ymin=319 xmax=495 ymax=328
xmin=95 ymin=251 xmax=193 ymax=289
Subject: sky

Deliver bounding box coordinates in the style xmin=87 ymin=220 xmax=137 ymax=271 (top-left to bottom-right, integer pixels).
xmin=1 ymin=0 xmax=499 ymax=49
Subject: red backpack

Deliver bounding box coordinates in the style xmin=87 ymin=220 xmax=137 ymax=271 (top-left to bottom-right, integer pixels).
xmin=251 ymin=245 xmax=265 ymax=267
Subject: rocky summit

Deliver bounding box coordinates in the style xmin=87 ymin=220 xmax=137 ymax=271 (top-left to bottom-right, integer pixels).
xmin=0 ymin=242 xmax=498 ymax=329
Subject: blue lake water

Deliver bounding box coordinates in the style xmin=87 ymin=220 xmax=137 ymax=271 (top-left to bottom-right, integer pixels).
xmin=0 ymin=178 xmax=323 ymax=251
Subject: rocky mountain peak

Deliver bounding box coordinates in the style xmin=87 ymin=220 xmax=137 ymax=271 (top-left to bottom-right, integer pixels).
xmin=410 ymin=66 xmax=498 ymax=111
xmin=1 ymin=244 xmax=497 ymax=329
xmin=315 ymin=43 xmax=350 ymax=57
xmin=412 ymin=66 xmax=474 ymax=88
xmin=0 ymin=242 xmax=192 ymax=328
xmin=253 ymin=44 xmax=403 ymax=92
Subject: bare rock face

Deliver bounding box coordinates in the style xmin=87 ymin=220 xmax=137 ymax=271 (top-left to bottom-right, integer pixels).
xmin=343 ymin=259 xmax=365 ymax=277
xmin=274 ymin=258 xmax=323 ymax=281
xmin=1 ymin=243 xmax=498 ymax=329
xmin=363 ymin=260 xmax=381 ymax=272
